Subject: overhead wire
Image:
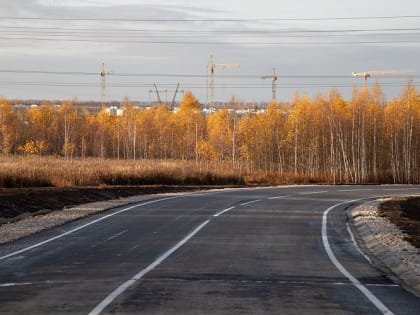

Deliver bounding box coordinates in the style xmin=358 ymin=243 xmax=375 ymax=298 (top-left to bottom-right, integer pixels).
xmin=1 ymin=15 xmax=418 ymax=45
xmin=0 ymin=15 xmax=419 ymax=22
xmin=0 ymin=80 xmax=416 ymax=89
xmin=1 ymin=25 xmax=420 ymax=34
xmin=1 ymin=31 xmax=419 ymax=40
xmin=0 ymin=69 xmax=418 ymax=79
xmin=0 ymin=14 xmax=418 ymax=99
xmin=1 ymin=35 xmax=418 ymax=45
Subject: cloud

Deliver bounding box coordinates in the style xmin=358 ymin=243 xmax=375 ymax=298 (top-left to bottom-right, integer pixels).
xmin=0 ymin=0 xmax=222 ymax=21
xmin=36 ymin=0 xmax=155 ymax=8
xmin=34 ymin=0 xmax=223 ymax=16
xmin=36 ymin=0 xmax=135 ymax=7
xmin=0 ymin=1 xmax=418 ymax=102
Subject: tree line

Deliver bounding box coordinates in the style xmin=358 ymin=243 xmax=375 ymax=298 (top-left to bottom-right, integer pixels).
xmin=1 ymin=82 xmax=419 ymax=184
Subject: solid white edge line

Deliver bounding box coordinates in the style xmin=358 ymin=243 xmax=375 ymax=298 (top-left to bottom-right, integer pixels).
xmin=88 ymin=219 xmax=210 ymax=315
xmin=345 ymin=222 xmax=373 ymax=264
xmin=0 ymin=196 xmax=179 ymax=262
xmin=322 ymin=200 xmax=394 ymax=315
xmin=213 ymin=206 xmax=235 ymax=217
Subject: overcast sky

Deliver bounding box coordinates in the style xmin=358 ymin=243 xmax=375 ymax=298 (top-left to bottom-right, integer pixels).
xmin=0 ymin=0 xmax=419 ymax=104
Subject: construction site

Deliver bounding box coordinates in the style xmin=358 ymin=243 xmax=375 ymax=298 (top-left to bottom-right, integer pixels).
xmin=5 ymin=56 xmax=416 ymax=116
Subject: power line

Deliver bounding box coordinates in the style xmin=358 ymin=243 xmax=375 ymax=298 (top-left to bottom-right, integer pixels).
xmin=1 ymin=25 xmax=420 ymax=34
xmin=0 ymin=15 xmax=419 ymax=22
xmin=1 ymin=31 xmax=419 ymax=40
xmin=1 ymin=35 xmax=419 ymax=45
xmin=0 ymin=70 xmax=98 ymax=75
xmin=1 ymin=69 xmax=417 ymax=79
xmin=0 ymin=81 xmax=416 ymax=89
xmin=0 ymin=70 xmax=353 ymax=78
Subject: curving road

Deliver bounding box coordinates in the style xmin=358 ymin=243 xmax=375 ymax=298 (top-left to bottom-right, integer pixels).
xmin=0 ymin=185 xmax=420 ymax=314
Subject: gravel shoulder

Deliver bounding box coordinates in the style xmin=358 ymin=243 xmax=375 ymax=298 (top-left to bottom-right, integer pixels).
xmin=348 ymin=197 xmax=420 ymax=297
xmin=0 ymin=193 xmax=173 ymax=245
xmin=0 ymin=186 xmax=234 ymax=245
xmin=0 ymin=186 xmax=219 ymax=224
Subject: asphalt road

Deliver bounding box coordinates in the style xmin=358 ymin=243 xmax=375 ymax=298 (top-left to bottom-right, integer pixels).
xmin=1 ymin=185 xmax=420 ymax=315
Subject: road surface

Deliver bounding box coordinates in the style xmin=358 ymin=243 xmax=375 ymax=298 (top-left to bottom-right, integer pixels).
xmin=0 ymin=185 xmax=419 ymax=314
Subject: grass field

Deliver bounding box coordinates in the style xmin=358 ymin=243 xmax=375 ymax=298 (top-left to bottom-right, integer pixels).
xmin=0 ymin=157 xmax=246 ymax=187
xmin=0 ymin=156 xmax=326 ymax=188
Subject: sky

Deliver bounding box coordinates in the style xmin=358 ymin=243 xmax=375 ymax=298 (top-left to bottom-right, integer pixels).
xmin=0 ymin=0 xmax=419 ymax=104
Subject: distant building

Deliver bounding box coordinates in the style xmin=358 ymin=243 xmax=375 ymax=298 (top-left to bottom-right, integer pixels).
xmin=105 ymin=106 xmax=124 ymax=116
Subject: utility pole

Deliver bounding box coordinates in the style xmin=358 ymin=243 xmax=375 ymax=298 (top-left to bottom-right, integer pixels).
xmin=170 ymin=83 xmax=182 ymax=111
xmin=352 ymin=69 xmax=414 ymax=88
xmin=262 ymin=68 xmax=278 ymax=102
xmin=100 ymin=62 xmax=112 ymax=110
xmin=153 ymin=83 xmax=163 ymax=105
xmin=208 ymin=55 xmax=239 ymax=112
xmin=149 ymin=83 xmax=184 ymax=111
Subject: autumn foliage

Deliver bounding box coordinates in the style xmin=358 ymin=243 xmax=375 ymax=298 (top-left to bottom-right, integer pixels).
xmin=1 ymin=84 xmax=420 ymax=187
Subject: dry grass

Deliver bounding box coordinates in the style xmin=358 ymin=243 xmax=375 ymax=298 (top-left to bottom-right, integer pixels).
xmin=0 ymin=156 xmax=338 ymax=188
xmin=0 ymin=156 xmax=245 ymax=188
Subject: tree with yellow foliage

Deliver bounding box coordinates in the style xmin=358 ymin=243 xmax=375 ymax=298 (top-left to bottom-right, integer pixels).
xmin=152 ymin=105 xmax=174 ymax=159
xmin=196 ymin=140 xmax=217 ymax=170
xmin=384 ymin=81 xmax=420 ymax=183
xmin=0 ymin=98 xmax=17 ymax=156
xmin=174 ymin=91 xmax=205 ymax=160
xmin=18 ymin=139 xmax=48 ymax=157
xmin=120 ymin=98 xmax=139 ymax=160
xmin=207 ymin=109 xmax=234 ymax=162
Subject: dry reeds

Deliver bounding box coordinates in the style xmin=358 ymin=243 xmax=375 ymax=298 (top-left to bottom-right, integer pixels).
xmin=0 ymin=156 xmax=245 ymax=188
xmin=0 ymin=156 xmax=341 ymax=188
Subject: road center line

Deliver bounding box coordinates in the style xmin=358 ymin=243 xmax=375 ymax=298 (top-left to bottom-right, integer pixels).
xmin=0 ymin=282 xmax=33 ymax=288
xmin=300 ymin=190 xmax=329 ymax=195
xmin=0 ymin=280 xmax=73 ymax=288
xmin=268 ymin=194 xmax=292 ymax=200
xmin=88 ymin=219 xmax=210 ymax=315
xmin=322 ymin=200 xmax=393 ymax=315
xmin=106 ymin=229 xmax=128 ymax=242
xmin=90 ymin=202 xmax=242 ymax=314
xmin=0 ymin=196 xmax=181 ymax=262
xmin=239 ymin=200 xmax=261 ymax=206
xmin=213 ymin=206 xmax=235 ymax=217
xmin=337 ymin=189 xmax=363 ymax=192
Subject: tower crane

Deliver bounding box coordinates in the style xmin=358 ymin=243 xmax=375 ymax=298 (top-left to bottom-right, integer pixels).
xmin=352 ymin=69 xmax=414 ymax=88
xmin=262 ymin=68 xmax=278 ymax=102
xmin=100 ymin=62 xmax=112 ymax=110
xmin=208 ymin=55 xmax=239 ymax=111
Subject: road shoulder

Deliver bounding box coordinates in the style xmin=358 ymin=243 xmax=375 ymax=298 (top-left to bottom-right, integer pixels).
xmin=347 ymin=199 xmax=420 ymax=297
xmin=0 ymin=192 xmax=182 ymax=245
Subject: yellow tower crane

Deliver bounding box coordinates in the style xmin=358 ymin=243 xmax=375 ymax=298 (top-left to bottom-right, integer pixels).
xmin=352 ymin=69 xmax=414 ymax=88
xmin=262 ymin=68 xmax=278 ymax=102
xmin=100 ymin=62 xmax=112 ymax=111
xmin=208 ymin=55 xmax=239 ymax=112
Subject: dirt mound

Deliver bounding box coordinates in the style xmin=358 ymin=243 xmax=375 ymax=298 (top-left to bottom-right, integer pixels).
xmin=379 ymin=196 xmax=420 ymax=248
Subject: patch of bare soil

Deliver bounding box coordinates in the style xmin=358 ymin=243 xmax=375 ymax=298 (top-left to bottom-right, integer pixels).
xmin=0 ymin=186 xmax=221 ymax=225
xmin=378 ymin=196 xmax=420 ymax=248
